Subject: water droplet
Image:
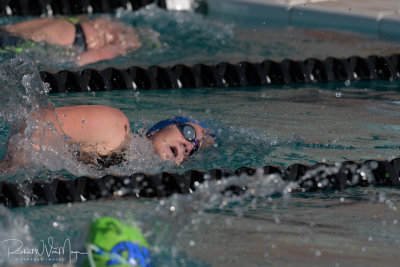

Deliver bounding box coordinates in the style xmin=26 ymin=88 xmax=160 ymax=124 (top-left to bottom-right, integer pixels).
xmin=264 ymin=252 xmax=269 ymax=258
xmin=53 ymin=221 xmax=58 ymax=227
xmin=82 ymin=119 xmax=86 ymax=124
xmin=368 ymin=236 xmax=373 ymax=242
xmin=315 ymin=250 xmax=321 ymax=256
xmin=344 ymin=80 xmax=351 ymax=87
xmin=170 ymin=206 xmax=176 ymax=212
xmin=335 ymin=91 xmax=343 ymax=98
xmin=189 ymin=240 xmax=195 ymax=247
xmin=379 ymin=192 xmax=386 ymax=202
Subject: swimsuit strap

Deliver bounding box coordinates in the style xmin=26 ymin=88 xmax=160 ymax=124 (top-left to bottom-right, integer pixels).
xmin=73 ymin=23 xmax=87 ymax=51
xmin=60 ymin=16 xmax=87 ymax=51
xmin=63 ymin=16 xmax=80 ymax=25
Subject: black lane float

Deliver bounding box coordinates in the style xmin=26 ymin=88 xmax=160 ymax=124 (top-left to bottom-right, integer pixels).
xmin=1 ymin=158 xmax=400 ymax=208
xmin=40 ymin=54 xmax=400 ymax=93
xmin=0 ymin=0 xmax=164 ymax=16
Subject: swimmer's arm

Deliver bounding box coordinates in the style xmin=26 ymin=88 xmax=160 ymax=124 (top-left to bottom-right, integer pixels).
xmin=77 ymin=46 xmax=124 ymax=66
xmin=53 ymin=105 xmax=130 ymax=155
xmin=78 ymin=43 xmax=140 ymax=66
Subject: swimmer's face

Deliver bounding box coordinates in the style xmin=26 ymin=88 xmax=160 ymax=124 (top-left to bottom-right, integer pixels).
xmin=148 ymin=123 xmax=212 ymax=165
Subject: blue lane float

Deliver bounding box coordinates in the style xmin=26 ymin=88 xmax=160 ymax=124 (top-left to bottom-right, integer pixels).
xmin=40 ymin=54 xmax=400 ymax=93
xmin=1 ymin=159 xmax=400 ymax=208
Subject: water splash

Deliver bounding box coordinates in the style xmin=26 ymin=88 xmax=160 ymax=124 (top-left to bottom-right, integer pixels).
xmin=0 ymin=57 xmax=50 ymax=125
xmin=118 ymin=4 xmax=234 ymax=66
xmin=0 ymin=205 xmax=35 ymax=266
xmin=140 ymin=169 xmax=292 ymax=265
xmin=0 ymin=58 xmax=165 ymax=181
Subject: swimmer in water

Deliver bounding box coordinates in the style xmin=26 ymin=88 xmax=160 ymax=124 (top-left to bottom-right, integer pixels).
xmin=0 ymin=16 xmax=141 ymax=66
xmin=0 ymin=105 xmax=214 ymax=171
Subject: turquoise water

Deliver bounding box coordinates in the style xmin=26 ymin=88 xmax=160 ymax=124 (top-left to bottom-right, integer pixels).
xmin=1 ymin=66 xmax=400 ymax=266
xmin=50 ymin=82 xmax=400 ymax=170
xmin=1 ymin=4 xmax=400 ymax=267
xmin=1 ymin=5 xmax=399 ymax=70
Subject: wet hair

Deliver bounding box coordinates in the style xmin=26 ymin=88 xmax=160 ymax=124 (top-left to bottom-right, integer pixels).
xmin=75 ymin=148 xmax=126 ymax=169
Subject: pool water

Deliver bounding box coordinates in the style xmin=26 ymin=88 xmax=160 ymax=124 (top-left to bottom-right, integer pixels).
xmin=1 ymin=4 xmax=400 ymax=267
xmin=1 ymin=5 xmax=400 ymax=70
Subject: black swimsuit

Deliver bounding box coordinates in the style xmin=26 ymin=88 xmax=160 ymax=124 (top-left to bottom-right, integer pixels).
xmin=73 ymin=23 xmax=87 ymax=51
xmin=0 ymin=22 xmax=87 ymax=52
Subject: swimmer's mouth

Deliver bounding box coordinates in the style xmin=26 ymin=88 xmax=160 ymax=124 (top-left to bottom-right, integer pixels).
xmin=170 ymin=146 xmax=178 ymax=158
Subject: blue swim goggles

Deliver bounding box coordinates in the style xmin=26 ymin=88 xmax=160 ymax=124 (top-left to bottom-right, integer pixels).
xmin=176 ymin=123 xmax=200 ymax=154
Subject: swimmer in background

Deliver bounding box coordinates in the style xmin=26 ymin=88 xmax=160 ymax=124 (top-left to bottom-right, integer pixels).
xmin=0 ymin=105 xmax=215 ymax=171
xmin=0 ymin=16 xmax=141 ymax=66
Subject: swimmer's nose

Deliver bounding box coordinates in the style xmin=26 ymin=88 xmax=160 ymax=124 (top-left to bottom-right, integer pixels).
xmin=182 ymin=141 xmax=195 ymax=157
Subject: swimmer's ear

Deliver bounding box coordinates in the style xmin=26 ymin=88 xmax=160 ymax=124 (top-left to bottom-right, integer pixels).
xmin=201 ymin=133 xmax=216 ymax=148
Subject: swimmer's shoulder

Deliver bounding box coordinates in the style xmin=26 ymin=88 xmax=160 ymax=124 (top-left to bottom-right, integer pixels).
xmin=55 ymin=105 xmax=128 ymax=119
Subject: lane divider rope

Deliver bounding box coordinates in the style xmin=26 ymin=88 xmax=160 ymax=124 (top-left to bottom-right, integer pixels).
xmin=1 ymin=158 xmax=400 ymax=208
xmin=40 ymin=54 xmax=400 ymax=92
xmin=0 ymin=0 xmax=162 ymax=16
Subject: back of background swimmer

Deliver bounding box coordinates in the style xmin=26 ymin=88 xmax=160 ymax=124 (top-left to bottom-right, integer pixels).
xmin=1 ymin=16 xmax=141 ymax=65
